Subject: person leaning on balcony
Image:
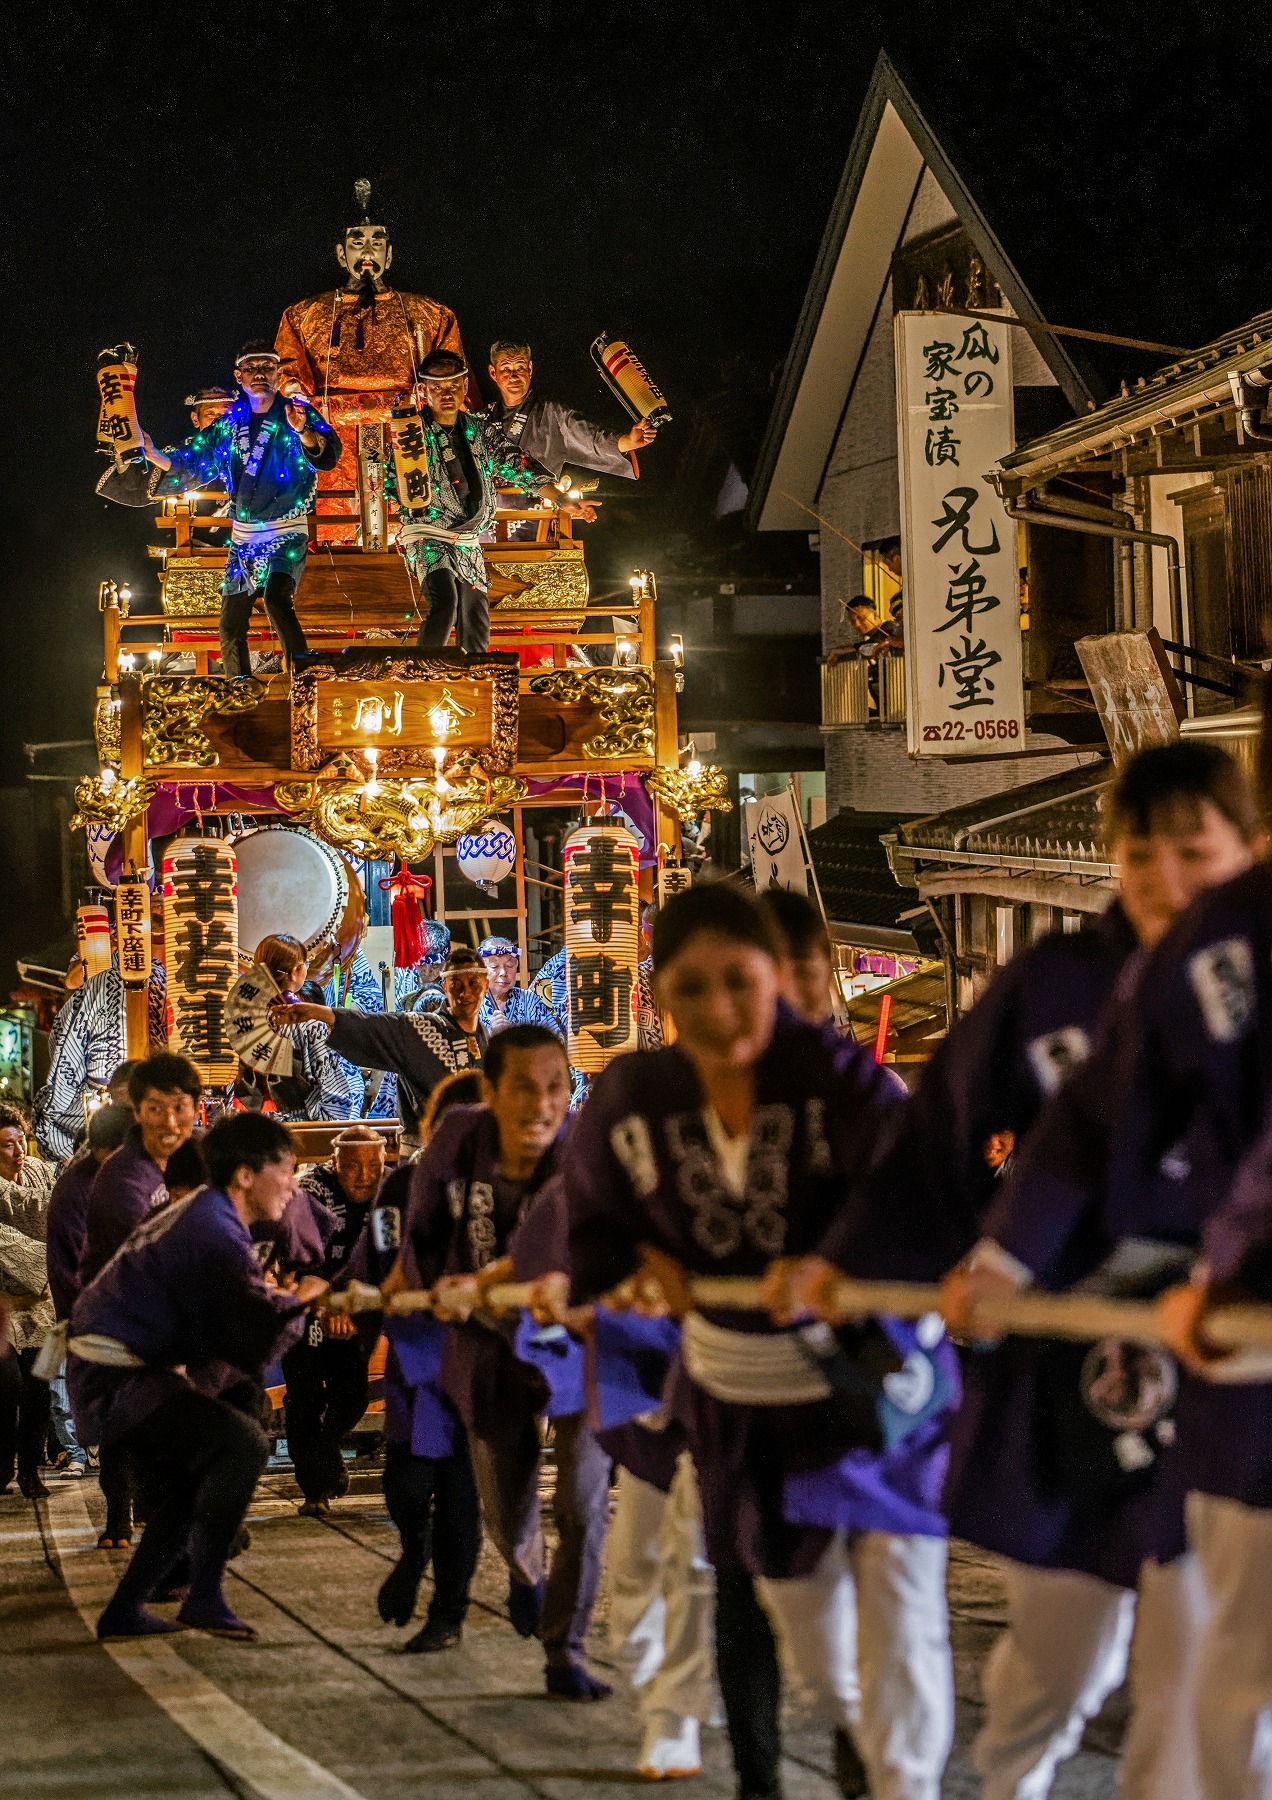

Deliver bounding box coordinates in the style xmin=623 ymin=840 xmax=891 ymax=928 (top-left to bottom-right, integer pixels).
xmin=825 ymin=596 xmax=903 ymax=668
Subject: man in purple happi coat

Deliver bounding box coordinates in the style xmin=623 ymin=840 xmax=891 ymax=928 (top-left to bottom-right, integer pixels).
xmin=45 ymin=1104 xmax=134 ymax=1323
xmin=398 ymin=1024 xmax=613 ymax=1698
xmin=80 ymin=1053 xmax=203 ymax=1287
xmin=67 ymin=1112 xmax=321 ymax=1641
xmin=928 ymin=742 xmax=1264 ymax=1800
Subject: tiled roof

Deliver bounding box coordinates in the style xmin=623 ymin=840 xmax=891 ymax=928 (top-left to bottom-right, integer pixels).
xmin=806 ymin=807 xmax=922 ymax=929
xmin=994 ymin=308 xmax=1272 ymax=492
xmin=896 ymin=763 xmax=1111 ymax=867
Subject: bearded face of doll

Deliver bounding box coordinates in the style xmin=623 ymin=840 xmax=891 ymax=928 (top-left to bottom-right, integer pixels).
xmin=336 ymin=222 xmax=392 ymax=298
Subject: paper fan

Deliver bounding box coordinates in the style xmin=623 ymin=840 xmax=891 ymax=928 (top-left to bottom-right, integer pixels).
xmin=226 ymin=964 xmax=295 ymax=1079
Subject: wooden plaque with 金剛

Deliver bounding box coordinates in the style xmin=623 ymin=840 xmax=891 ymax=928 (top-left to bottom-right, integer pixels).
xmin=290 ymin=650 xmax=519 ymax=774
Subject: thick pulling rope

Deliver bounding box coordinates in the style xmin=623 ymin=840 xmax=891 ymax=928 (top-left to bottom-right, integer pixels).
xmin=326 ymin=1273 xmax=1272 ymax=1352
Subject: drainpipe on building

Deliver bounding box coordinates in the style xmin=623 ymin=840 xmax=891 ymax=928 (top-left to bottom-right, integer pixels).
xmin=1228 ymin=368 xmax=1272 ymax=442
xmin=1002 ymin=494 xmax=1184 ymax=647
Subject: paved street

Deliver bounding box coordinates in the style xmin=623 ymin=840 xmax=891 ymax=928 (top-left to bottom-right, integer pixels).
xmin=0 ymin=1460 xmax=1121 ymax=1798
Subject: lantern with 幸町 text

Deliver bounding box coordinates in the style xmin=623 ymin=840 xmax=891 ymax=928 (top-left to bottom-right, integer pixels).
xmin=95 ymin=344 xmax=145 ymax=470
xmin=161 ymin=840 xmax=239 ymax=1085
xmin=389 ymin=403 xmax=433 ymax=517
xmin=114 ymin=878 xmax=152 ymax=991
xmin=456 ymin=820 xmax=516 ymax=894
xmin=563 ymin=821 xmax=640 ymax=1072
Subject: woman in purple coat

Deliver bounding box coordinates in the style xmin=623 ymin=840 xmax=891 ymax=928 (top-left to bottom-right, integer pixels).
xmin=555 ymin=884 xmax=949 ymax=1800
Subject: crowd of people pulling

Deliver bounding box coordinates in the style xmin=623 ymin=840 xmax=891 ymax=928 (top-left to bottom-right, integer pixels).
xmin=16 ymin=716 xmax=1272 ymax=1796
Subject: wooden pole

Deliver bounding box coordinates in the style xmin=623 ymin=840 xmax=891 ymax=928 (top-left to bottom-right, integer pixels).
xmin=652 ymin=661 xmax=683 ymax=860
xmin=118 ymin=675 xmax=150 ymax=1060
xmin=513 ymin=806 xmax=529 ymax=968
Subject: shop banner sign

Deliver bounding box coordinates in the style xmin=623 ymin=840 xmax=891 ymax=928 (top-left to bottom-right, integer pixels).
xmin=894 ymin=310 xmax=1023 ymax=757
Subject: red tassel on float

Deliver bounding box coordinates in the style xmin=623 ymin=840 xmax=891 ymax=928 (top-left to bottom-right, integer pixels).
xmin=379 ymin=864 xmax=433 ymax=969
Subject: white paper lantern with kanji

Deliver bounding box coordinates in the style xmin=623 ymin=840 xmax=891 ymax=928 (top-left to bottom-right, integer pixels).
xmin=161 ymin=840 xmax=239 ymax=1085
xmin=456 ymin=820 xmax=516 ymax=892
xmin=563 ymin=821 xmax=640 ymax=1072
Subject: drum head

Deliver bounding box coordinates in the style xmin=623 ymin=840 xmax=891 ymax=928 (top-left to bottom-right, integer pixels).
xmin=233 ymin=826 xmax=346 ymax=963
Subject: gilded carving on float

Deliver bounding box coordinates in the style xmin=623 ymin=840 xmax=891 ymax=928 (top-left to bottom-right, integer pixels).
xmin=646 ymin=761 xmax=732 ymax=820
xmin=276 ymin=755 xmax=526 ymax=863
xmin=487 ymin=541 xmax=589 ymax=622
xmin=94 ymin=688 xmax=122 ymax=767
xmin=69 ymin=770 xmax=154 ymax=832
xmin=527 ymin=666 xmax=655 ymax=760
xmin=141 ymin=676 xmax=267 ymax=768
xmin=160 ymin=557 xmax=225 ymax=618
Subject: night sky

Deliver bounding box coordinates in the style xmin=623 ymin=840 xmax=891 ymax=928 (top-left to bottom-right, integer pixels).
xmin=3 ymin=1 xmax=1270 ymax=787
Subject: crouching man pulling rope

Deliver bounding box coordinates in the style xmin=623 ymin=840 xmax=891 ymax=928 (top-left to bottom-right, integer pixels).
xmin=63 ymin=1114 xmax=329 ymax=1642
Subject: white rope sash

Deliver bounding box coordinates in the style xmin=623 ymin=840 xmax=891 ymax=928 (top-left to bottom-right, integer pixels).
xmin=397 ymin=518 xmax=482 ymax=551
xmin=681 ymin=1309 xmax=833 ymax=1406
xmin=67 ymin=1332 xmax=146 ymax=1369
xmin=229 ymin=515 xmax=308 ymax=545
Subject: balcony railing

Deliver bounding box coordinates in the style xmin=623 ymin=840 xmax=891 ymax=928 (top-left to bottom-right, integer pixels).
xmin=821 ymin=653 xmax=906 ymax=726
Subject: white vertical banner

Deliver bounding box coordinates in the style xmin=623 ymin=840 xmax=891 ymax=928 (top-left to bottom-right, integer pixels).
xmin=744 ymin=793 xmax=808 ymax=893
xmin=894 ymin=311 xmax=1023 ymax=757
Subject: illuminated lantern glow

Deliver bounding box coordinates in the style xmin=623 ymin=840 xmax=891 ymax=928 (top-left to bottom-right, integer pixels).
xmin=389 ymin=403 xmax=433 ymax=516
xmin=75 ymin=904 xmax=113 ymax=980
xmin=456 ymin=820 xmax=516 ymax=892
xmin=95 ymin=345 xmax=145 ymax=469
xmin=563 ymin=821 xmax=640 ymax=1072
xmin=161 ymin=840 xmax=239 ymax=1085
xmin=114 ymin=878 xmax=152 ymax=991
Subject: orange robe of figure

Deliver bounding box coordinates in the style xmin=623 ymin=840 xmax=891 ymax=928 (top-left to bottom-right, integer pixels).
xmin=274 ymin=288 xmax=470 ymax=541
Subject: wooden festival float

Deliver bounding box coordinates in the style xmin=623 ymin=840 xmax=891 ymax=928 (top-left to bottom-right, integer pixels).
xmin=73 ymin=353 xmax=729 ymax=1118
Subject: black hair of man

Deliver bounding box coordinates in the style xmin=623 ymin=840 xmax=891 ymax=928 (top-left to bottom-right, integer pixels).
xmin=126 ymin=1052 xmax=203 ymax=1109
xmin=846 ymin=594 xmax=874 ymax=615
xmin=443 ymin=946 xmax=486 ymax=976
xmin=236 ymin=338 xmax=280 ymax=365
xmin=484 ymin=1023 xmax=569 ymax=1088
xmin=0 ymin=1102 xmax=29 ymax=1135
xmin=202 ymin=1111 xmax=294 ymax=1192
xmin=1105 ymin=740 xmax=1261 ymax=847
xmin=162 ymin=1136 xmax=207 ymax=1195
xmin=418 ymin=349 xmax=468 ymax=381
xmin=420 ymin=1068 xmax=485 ymax=1136
xmin=87 ymin=1102 xmax=134 ymax=1155
xmin=759 ymin=888 xmax=831 ymax=963
xmin=651 ymin=881 xmax=782 ymax=972
xmin=109 ymin=1060 xmax=140 ymax=1099
xmin=489 ymin=339 xmax=532 ymax=364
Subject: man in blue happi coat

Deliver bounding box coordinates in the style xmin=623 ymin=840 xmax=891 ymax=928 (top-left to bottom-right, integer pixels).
xmin=140 ymin=341 xmax=340 ymax=677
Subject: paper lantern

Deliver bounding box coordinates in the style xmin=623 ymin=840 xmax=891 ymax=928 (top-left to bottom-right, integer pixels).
xmin=114 ymin=878 xmax=152 ymax=991
xmin=95 ymin=345 xmax=145 ymax=469
xmin=563 ymin=821 xmax=640 ymax=1072
xmin=456 ymin=820 xmax=516 ymax=892
xmin=85 ymin=823 xmax=117 ymax=888
xmin=75 ymin=904 xmax=113 ymax=980
xmin=161 ymin=840 xmax=238 ymax=1085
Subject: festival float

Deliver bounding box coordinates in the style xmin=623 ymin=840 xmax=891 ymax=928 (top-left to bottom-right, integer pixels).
xmin=68 ymin=186 xmax=726 ymax=1121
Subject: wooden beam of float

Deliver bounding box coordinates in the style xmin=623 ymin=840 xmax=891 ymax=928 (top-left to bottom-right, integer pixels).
xmin=118 ymin=677 xmax=150 ymax=1060
xmin=138 ymin=663 xmax=658 ymax=785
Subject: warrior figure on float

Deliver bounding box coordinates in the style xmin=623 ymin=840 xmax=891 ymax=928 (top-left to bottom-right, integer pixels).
xmin=274 ymin=180 xmax=471 ymax=540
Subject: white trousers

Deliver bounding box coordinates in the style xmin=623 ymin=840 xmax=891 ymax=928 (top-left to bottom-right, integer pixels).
xmin=1188 ymin=1489 xmax=1272 ymax=1798
xmin=758 ymin=1530 xmax=953 ymax=1800
xmin=606 ymin=1455 xmax=717 ymax=1729
xmin=973 ymin=1555 xmax=1208 ymax=1800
